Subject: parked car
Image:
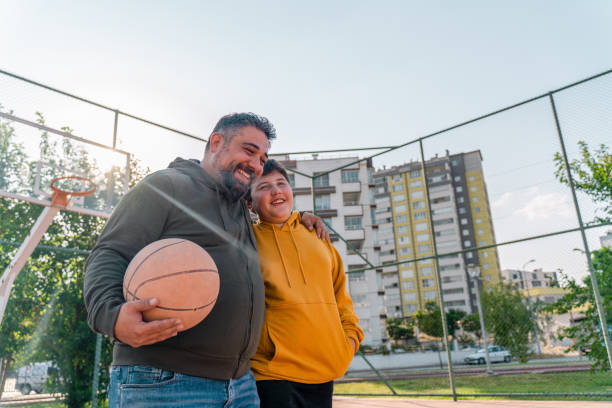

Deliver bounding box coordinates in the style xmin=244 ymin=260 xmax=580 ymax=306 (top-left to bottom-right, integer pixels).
xmin=464 ymin=346 xmax=511 ymax=364
xmin=15 ymin=361 xmax=54 ymax=395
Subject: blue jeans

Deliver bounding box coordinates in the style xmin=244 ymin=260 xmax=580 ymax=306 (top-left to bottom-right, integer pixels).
xmin=108 ymin=365 xmax=260 ymax=408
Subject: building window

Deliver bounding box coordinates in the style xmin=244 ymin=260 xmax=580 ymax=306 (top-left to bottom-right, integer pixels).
xmin=288 ymin=173 xmax=295 ymax=187
xmin=432 ymin=196 xmax=451 ymax=204
xmin=464 ymin=240 xmax=472 ymax=247
xmin=483 ymin=263 xmax=490 ymax=270
xmin=414 ymin=211 xmax=427 ymax=220
xmin=341 ymin=169 xmax=360 ymax=183
xmin=392 ymin=174 xmax=402 ymax=182
xmin=421 ymin=267 xmax=433 ymax=276
xmin=471 ymin=186 xmax=477 ymax=192
xmin=395 ymin=204 xmax=407 ymax=213
xmin=456 ymin=186 xmax=463 ymax=193
xmin=417 ymin=233 xmax=429 ymax=242
xmin=404 ymin=292 xmax=417 ymax=301
xmin=352 ymin=294 xmax=369 ymax=307
xmin=433 ymin=217 xmax=453 ymax=226
xmin=473 ymin=197 xmax=479 ymax=203
xmin=410 ymin=169 xmax=421 ymax=178
xmin=313 ymin=172 xmax=329 ymax=187
xmin=461 ymin=218 xmax=468 ymax=225
xmin=461 ymin=230 xmax=469 ymax=237
xmin=412 ymin=190 xmax=424 ymax=199
xmin=399 ymin=247 xmax=411 ymax=255
xmin=477 ymin=229 xmax=484 ymax=235
xmin=349 ymin=271 xmax=366 ymax=282
xmin=481 ymin=251 xmax=488 ymax=258
xmin=422 ymin=278 xmax=435 ymax=288
xmin=392 ymin=184 xmax=404 ymax=192
xmin=415 ymin=223 xmax=427 ymax=231
xmin=458 ymin=207 xmax=466 ymax=214
xmin=395 ymin=215 xmax=408 ymax=224
xmin=476 ymin=218 xmax=482 ymax=224
xmin=469 ymin=175 xmax=475 ymax=181
xmin=424 ymin=291 xmax=437 ymax=300
xmin=451 ymin=159 xmax=459 ymax=166
xmin=474 ymin=207 xmax=481 ymax=213
xmin=485 ymin=275 xmax=491 ymax=281
xmin=436 ymin=240 xmax=458 ymax=248
xmin=343 ymin=192 xmax=360 ymax=206
xmin=315 ymin=194 xmax=331 ymax=210
xmin=345 ymin=216 xmax=363 ymax=230
xmin=398 ymin=235 xmax=410 ymax=244
xmin=401 ymin=269 xmax=414 ymax=278
xmin=454 ymin=176 xmax=461 ymax=182
xmin=393 ymin=194 xmax=405 ymax=202
xmin=405 ymin=304 xmax=418 ymax=314
xmin=347 ymin=240 xmax=364 ymax=254
xmin=466 ymin=252 xmax=473 ymax=259
xmin=403 ymin=281 xmax=415 ymax=290
xmin=418 ymin=244 xmax=431 ymax=253
xmin=413 ymin=201 xmax=426 ymax=210
xmin=480 ymin=240 xmax=487 ymax=246
xmin=398 ymin=225 xmax=409 ymax=234
xmin=410 ymin=180 xmax=422 ymax=188
xmin=457 ymin=196 xmax=465 ymax=203
xmin=433 ymin=207 xmax=452 ymax=215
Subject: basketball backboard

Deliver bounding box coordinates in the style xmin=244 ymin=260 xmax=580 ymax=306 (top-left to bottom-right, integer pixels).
xmin=0 ymin=111 xmax=131 ymax=218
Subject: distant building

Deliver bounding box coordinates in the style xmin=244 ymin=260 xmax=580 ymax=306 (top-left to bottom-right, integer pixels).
xmin=272 ymin=154 xmax=387 ymax=346
xmin=601 ymin=230 xmax=612 ymax=249
xmin=501 ymin=268 xmax=565 ymax=304
xmin=372 ymin=150 xmax=501 ymax=316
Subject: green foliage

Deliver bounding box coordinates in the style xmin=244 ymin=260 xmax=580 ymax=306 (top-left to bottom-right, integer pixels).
xmin=461 ymin=313 xmax=482 ymax=338
xmin=480 ymin=283 xmax=533 ymax=363
xmin=554 ymin=141 xmax=611 ymax=223
xmin=385 ymin=317 xmax=414 ymax=341
xmin=415 ymin=301 xmax=466 ymax=339
xmin=547 ymin=247 xmax=612 ymax=370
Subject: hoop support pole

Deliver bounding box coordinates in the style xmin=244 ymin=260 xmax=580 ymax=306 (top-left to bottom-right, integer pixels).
xmin=0 ymin=205 xmax=62 ymax=327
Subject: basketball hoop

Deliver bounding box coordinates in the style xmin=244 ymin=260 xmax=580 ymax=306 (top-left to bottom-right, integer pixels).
xmin=50 ymin=176 xmax=97 ymax=207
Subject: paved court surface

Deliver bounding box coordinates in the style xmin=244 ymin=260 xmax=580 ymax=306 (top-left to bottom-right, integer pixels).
xmin=332 ymin=397 xmax=612 ymax=407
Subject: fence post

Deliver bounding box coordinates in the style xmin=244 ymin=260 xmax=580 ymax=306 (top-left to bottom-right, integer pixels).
xmin=549 ymin=92 xmax=612 ymax=369
xmin=91 ymin=333 xmax=102 ymax=408
xmin=419 ymin=139 xmax=457 ymax=401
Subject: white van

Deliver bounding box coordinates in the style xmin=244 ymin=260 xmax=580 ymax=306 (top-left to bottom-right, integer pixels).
xmin=15 ymin=361 xmax=54 ymax=395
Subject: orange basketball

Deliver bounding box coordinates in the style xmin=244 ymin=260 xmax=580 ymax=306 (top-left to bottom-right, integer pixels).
xmin=123 ymin=238 xmax=220 ymax=331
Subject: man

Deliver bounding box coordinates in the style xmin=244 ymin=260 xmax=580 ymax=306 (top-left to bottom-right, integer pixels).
xmin=84 ymin=113 xmax=326 ymax=408
xmin=248 ymin=160 xmax=363 ymax=408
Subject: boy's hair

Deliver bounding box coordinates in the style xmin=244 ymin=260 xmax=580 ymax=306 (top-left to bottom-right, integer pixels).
xmin=206 ymin=112 xmax=277 ymax=151
xmin=246 ymin=159 xmax=290 ymax=203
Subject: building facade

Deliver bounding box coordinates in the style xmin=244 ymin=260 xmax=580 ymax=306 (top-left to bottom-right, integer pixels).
xmin=273 ymin=154 xmax=387 ymax=346
xmin=372 ymin=150 xmax=501 ymax=316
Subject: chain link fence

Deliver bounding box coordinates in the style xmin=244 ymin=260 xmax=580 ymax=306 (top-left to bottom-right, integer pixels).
xmin=0 ymin=67 xmax=611 ymax=403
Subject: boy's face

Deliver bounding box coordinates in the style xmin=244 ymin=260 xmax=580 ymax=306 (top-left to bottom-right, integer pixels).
xmin=250 ymin=170 xmax=293 ymax=225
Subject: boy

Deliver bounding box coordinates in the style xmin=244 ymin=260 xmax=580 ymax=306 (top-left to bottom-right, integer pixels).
xmin=248 ymin=160 xmax=364 ymax=408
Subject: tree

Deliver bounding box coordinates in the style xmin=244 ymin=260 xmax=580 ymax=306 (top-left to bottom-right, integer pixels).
xmin=480 ymin=283 xmax=533 ymax=363
xmin=554 ymin=141 xmax=611 ymax=223
xmin=415 ymin=301 xmax=466 ymax=340
xmin=547 ymin=247 xmax=612 ymax=370
xmin=461 ymin=313 xmax=482 ymax=339
xmin=386 ymin=317 xmax=415 ymax=344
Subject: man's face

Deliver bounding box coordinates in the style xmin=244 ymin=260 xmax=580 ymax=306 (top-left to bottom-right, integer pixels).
xmin=212 ymin=126 xmax=269 ymax=200
xmin=250 ymin=170 xmax=293 ymax=225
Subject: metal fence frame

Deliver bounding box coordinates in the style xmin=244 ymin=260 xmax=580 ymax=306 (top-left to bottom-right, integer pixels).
xmin=0 ymin=67 xmax=611 ymax=402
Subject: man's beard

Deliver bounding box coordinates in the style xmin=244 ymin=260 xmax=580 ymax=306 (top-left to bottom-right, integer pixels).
xmin=219 ymin=168 xmax=250 ymax=202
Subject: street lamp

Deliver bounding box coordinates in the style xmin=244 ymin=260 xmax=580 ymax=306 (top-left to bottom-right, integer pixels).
xmin=520 ymin=259 xmax=542 ymax=355
xmin=467 ymin=264 xmax=494 ymax=375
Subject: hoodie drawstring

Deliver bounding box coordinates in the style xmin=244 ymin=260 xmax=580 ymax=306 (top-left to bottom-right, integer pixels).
xmin=272 ymin=227 xmax=292 ymax=288
xmin=288 ymin=228 xmax=308 ymax=285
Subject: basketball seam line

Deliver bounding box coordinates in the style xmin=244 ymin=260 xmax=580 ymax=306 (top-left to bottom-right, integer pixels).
xmin=126 ymin=290 xmax=217 ymax=311
xmin=124 ymin=239 xmax=187 ymax=293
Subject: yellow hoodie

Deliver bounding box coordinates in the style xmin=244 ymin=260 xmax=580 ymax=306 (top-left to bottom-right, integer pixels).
xmin=250 ymin=211 xmax=364 ymax=383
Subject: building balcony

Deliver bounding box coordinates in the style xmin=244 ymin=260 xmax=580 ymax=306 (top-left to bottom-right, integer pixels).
xmin=314 ymin=185 xmax=336 ymax=194
xmin=345 ymin=253 xmax=369 ymax=265
xmin=314 ymin=209 xmax=338 ymax=218
xmin=293 ymin=187 xmax=312 ymax=196
xmin=343 ymin=228 xmax=365 ymax=240
xmin=343 ymin=205 xmax=363 ymax=216
xmin=342 ymin=182 xmax=361 ymax=193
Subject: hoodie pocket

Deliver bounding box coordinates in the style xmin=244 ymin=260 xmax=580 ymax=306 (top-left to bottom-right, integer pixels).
xmin=255 ymin=319 xmax=277 ymax=361
xmin=266 ymin=304 xmax=353 ymax=382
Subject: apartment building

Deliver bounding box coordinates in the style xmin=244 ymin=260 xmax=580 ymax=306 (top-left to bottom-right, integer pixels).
xmin=272 ymin=154 xmax=387 ymax=346
xmin=501 ymin=268 xmax=565 ymax=304
xmin=601 ymin=230 xmax=612 ymax=249
xmin=372 ymin=150 xmax=501 ymax=316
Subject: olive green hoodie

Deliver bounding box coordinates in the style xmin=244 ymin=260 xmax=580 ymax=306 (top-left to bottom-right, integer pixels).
xmin=84 ymin=158 xmax=265 ymax=380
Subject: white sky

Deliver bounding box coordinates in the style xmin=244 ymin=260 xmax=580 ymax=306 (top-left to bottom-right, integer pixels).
xmin=1 ymin=1 xmax=611 ymax=281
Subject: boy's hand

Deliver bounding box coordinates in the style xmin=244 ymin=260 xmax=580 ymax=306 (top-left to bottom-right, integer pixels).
xmin=114 ymin=298 xmax=183 ymax=347
xmin=301 ymin=212 xmax=330 ymax=240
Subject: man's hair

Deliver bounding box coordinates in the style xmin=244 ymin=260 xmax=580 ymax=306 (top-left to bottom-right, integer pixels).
xmin=245 ymin=159 xmax=290 ymax=202
xmin=206 ymin=112 xmax=277 ymax=151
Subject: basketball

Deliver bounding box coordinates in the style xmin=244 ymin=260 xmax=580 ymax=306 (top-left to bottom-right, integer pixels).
xmin=123 ymin=238 xmax=220 ymax=331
